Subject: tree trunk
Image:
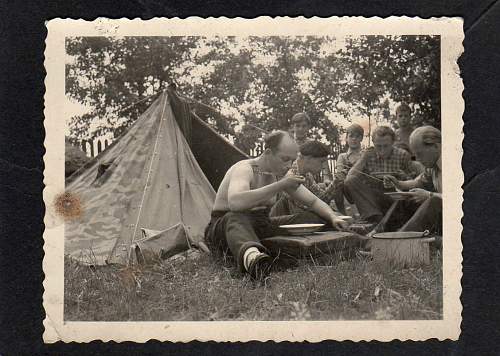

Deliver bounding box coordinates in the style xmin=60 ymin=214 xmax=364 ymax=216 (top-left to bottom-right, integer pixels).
xmin=368 ymin=114 xmax=372 ymax=146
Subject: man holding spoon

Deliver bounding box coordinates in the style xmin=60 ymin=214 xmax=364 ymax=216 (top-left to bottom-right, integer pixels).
xmin=204 ymin=130 xmax=350 ymax=281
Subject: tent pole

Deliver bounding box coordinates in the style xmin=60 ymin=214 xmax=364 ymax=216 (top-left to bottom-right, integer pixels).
xmin=128 ymin=91 xmax=169 ymax=265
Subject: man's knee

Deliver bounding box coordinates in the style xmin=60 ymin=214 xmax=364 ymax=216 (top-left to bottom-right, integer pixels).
xmin=222 ymin=211 xmax=258 ymax=236
xmin=344 ymin=175 xmax=355 ymax=190
xmin=427 ymin=195 xmax=442 ymax=211
xmin=429 ymin=194 xmax=441 ymax=203
xmin=223 ymin=211 xmax=252 ymax=224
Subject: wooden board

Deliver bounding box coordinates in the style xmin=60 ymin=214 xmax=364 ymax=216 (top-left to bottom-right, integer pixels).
xmin=261 ymin=231 xmax=367 ymax=258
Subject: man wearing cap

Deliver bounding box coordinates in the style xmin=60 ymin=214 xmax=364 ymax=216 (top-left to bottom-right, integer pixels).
xmin=290 ymin=112 xmax=333 ymax=183
xmin=270 ymin=140 xmax=340 ymax=216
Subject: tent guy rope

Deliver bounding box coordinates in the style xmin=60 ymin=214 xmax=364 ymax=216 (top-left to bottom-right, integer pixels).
xmin=128 ymin=92 xmax=169 ymax=264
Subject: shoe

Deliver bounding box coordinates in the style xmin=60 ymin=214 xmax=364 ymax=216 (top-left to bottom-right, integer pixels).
xmin=247 ymin=253 xmax=273 ymax=281
xmin=274 ymin=255 xmax=299 ymax=271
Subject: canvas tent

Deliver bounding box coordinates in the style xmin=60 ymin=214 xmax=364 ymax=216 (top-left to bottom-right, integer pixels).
xmin=65 ymin=87 xmax=247 ymax=265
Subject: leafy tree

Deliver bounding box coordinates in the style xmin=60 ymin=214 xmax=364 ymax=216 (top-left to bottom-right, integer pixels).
xmin=66 ymin=36 xmax=199 ymax=140
xmin=66 ymin=35 xmax=440 ymax=156
xmin=340 ymin=35 xmax=440 ymax=131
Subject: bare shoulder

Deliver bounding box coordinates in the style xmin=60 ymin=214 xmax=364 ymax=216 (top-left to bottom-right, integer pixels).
xmin=232 ymin=159 xmax=254 ymax=171
xmin=227 ymin=159 xmax=255 ymax=194
xmin=229 ymin=159 xmax=255 ymax=179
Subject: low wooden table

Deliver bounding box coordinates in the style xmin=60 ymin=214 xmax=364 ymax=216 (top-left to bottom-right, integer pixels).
xmin=261 ymin=230 xmax=368 ymax=259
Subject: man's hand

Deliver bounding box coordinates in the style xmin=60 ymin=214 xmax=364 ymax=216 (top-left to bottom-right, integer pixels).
xmin=280 ymin=174 xmax=306 ymax=191
xmin=331 ymin=216 xmax=350 ymax=231
xmin=384 ymin=175 xmax=402 ymax=190
xmin=408 ymin=188 xmax=431 ymax=203
xmin=317 ymin=182 xmax=327 ymax=190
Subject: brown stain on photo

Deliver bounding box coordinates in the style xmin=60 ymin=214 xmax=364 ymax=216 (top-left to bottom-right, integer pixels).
xmin=53 ymin=191 xmax=83 ymax=221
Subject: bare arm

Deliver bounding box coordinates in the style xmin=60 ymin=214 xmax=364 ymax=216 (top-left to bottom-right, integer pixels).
xmin=385 ymin=174 xmax=425 ymax=191
xmin=395 ymin=178 xmax=423 ymax=191
xmin=228 ymin=164 xmax=305 ymax=211
xmin=289 ymin=185 xmax=349 ymax=230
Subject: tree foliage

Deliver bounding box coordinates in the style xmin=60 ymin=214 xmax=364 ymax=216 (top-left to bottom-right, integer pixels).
xmin=66 ymin=35 xmax=440 ymax=154
xmin=341 ymin=35 xmax=440 ymax=129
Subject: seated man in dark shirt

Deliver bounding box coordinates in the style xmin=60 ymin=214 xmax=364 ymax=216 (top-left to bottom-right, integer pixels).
xmin=270 ymin=140 xmax=340 ymax=217
xmin=290 ymin=112 xmax=333 ymax=183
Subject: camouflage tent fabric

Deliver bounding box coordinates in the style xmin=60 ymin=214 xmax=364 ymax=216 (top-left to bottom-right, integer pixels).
xmin=65 ymin=91 xmax=218 ymax=265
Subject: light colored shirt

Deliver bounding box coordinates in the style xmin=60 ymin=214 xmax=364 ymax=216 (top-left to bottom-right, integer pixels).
xmin=336 ymin=148 xmax=362 ymax=180
xmin=417 ymin=157 xmax=442 ymax=193
xmin=395 ymin=127 xmax=413 ymax=147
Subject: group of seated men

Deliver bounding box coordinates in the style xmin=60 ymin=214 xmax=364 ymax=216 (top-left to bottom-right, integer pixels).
xmin=204 ymin=104 xmax=442 ymax=280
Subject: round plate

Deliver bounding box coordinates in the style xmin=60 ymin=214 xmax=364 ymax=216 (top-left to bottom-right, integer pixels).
xmin=279 ymin=223 xmax=325 ymax=235
xmin=373 ymin=231 xmax=427 ymax=239
xmin=336 ymin=215 xmax=354 ymax=222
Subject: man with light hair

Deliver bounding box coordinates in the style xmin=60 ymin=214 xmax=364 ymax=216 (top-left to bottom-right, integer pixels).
xmin=385 ymin=125 xmax=442 ymax=232
xmin=204 ymin=130 xmax=349 ymax=281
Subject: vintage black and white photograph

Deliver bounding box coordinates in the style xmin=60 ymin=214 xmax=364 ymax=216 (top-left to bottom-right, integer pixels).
xmin=43 ymin=17 xmax=463 ymax=342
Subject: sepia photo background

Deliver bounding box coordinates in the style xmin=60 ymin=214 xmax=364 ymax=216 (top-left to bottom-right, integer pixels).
xmin=43 ymin=17 xmax=462 ymax=342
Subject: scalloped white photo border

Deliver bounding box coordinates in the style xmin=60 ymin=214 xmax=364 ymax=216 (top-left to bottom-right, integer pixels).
xmin=43 ymin=16 xmax=463 ymax=342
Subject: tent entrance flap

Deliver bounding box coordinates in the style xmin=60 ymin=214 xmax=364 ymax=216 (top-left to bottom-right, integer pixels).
xmin=130 ymin=223 xmax=194 ymax=265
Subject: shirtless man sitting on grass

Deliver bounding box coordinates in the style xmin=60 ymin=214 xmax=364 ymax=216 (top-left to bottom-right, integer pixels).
xmin=204 ymin=130 xmax=349 ymax=281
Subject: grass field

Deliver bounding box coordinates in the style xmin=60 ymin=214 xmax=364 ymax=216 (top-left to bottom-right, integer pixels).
xmin=64 ymin=248 xmax=442 ymax=321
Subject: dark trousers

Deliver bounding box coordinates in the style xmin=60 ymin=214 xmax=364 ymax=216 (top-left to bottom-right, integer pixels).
xmin=333 ymin=181 xmax=348 ymax=214
xmin=344 ymin=174 xmax=394 ymax=221
xmin=204 ymin=209 xmax=325 ymax=272
xmin=400 ymin=195 xmax=442 ymax=232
